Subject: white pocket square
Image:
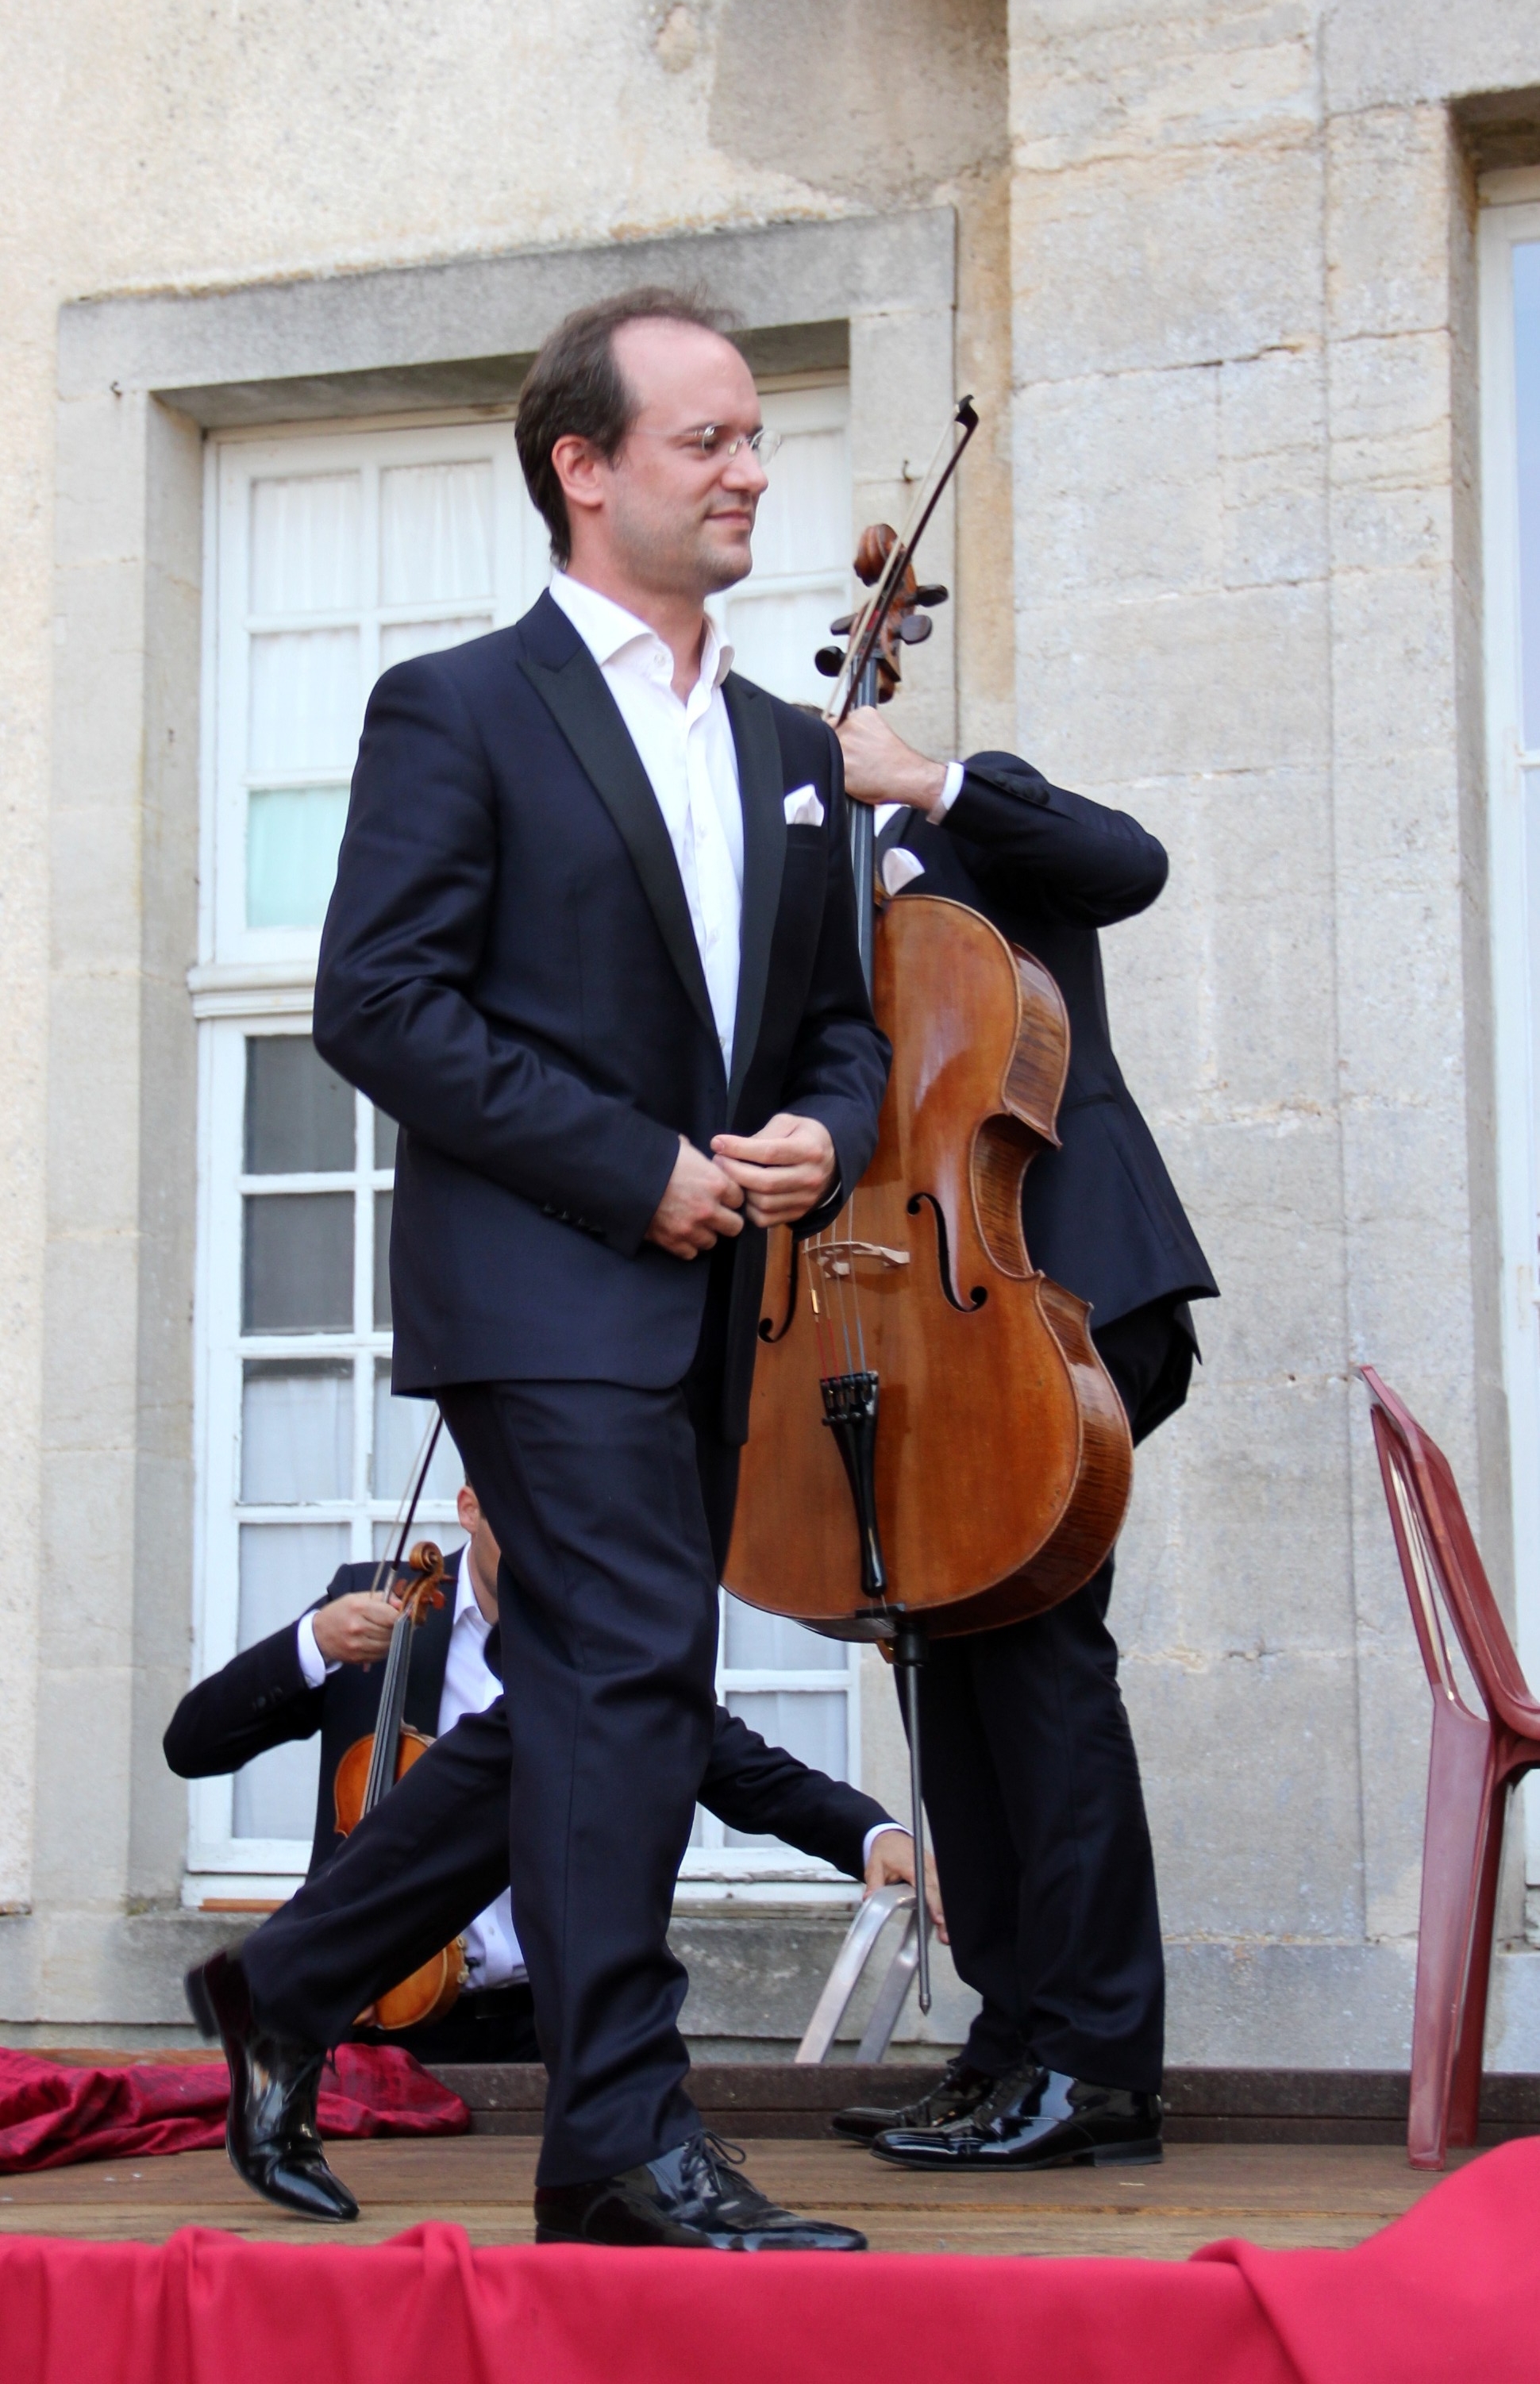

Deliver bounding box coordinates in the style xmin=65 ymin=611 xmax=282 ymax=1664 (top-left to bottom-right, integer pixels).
xmin=882 ymin=849 xmax=926 ymax=896
xmin=783 ymin=785 xmax=825 ymax=828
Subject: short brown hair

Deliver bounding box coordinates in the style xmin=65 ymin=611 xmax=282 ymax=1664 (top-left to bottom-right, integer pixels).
xmin=515 ymin=286 xmax=738 ymax=566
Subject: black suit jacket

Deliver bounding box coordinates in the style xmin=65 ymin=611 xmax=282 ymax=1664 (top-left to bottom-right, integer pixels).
xmin=882 ymin=753 xmax=1219 ymax=1337
xmin=314 ymin=592 xmax=889 ymax=1438
xmin=163 ymin=1547 xmax=893 ymax=1882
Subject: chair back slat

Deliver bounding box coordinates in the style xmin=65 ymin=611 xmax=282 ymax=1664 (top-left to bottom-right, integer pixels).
xmin=1361 ymin=1366 xmax=1538 ymax=1735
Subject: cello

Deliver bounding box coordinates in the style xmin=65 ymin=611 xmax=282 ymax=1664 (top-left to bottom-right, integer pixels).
xmin=332 ymin=1416 xmax=469 ymax=2031
xmin=720 ymin=402 xmax=1134 ymax=2003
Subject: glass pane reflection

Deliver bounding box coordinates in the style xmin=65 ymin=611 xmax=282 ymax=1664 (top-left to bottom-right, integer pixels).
xmin=243 ymin=1193 xmax=353 ymax=1331
xmin=241 ymin=1360 xmax=352 ymax=1503
xmin=244 ymin=1038 xmax=354 ymax=1174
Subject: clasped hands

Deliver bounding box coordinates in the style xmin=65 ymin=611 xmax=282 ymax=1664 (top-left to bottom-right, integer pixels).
xmin=645 ymin=1112 xmax=836 ymax=1259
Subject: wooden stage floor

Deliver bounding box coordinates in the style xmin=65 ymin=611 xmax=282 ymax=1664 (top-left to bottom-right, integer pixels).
xmin=0 ymin=2137 xmax=1465 ymax=2260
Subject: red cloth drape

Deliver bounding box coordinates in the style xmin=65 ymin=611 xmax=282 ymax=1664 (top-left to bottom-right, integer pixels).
xmin=0 ymin=2047 xmax=467 ymax=2171
xmin=5 ymin=2132 xmax=1539 ymax=2384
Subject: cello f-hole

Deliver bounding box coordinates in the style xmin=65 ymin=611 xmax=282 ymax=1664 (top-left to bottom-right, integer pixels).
xmin=758 ymin=1227 xmax=799 ymax=1344
xmin=907 ymin=1191 xmax=988 ymax=1315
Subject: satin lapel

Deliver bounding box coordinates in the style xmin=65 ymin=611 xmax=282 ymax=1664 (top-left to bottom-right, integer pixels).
xmin=722 ymin=672 xmax=786 ymax=1121
xmin=518 ymin=638 xmax=717 ymax=1042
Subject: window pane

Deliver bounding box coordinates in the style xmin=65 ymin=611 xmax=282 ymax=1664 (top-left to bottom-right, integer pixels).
xmin=241 ymin=1360 xmax=352 ymax=1503
xmin=244 ymin=1038 xmax=355 ymax=1174
xmin=373 ymin=1107 xmax=398 ymax=1169
xmin=233 ymin=1521 xmax=348 ymax=1839
xmin=246 ymin=786 xmax=349 ymax=930
xmin=372 ymin=1518 xmax=468 ymax=1563
xmin=249 ymin=473 xmax=360 ymax=613
xmin=379 ymin=616 xmax=493 ymax=671
xmin=748 ymin=429 xmax=849 ymax=577
xmin=243 ymin=1193 xmax=354 ymax=1331
xmin=1515 ymin=243 xmax=1540 ymax=749
xmin=248 ymin=628 xmax=360 ymax=776
xmin=372 ymin=1365 xmax=464 ymax=1504
xmin=722 ymin=1599 xmax=846 ymax=1671
xmin=723 ymin=1690 xmax=848 ymax=1842
xmin=714 ymin=583 xmax=847 ymax=707
xmin=374 ymin=1190 xmax=393 ymax=1328
xmin=380 ymin=461 xmax=494 ymax=603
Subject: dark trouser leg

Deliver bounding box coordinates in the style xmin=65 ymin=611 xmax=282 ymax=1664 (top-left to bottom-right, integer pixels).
xmin=911 ymin=1303 xmax=1178 ymax=2093
xmin=243 ymin=1702 xmax=516 ymax=2042
xmin=241 ymin=1377 xmax=734 ymax=2183
xmin=438 ymin=1378 xmax=721 ymax=2189
xmin=909 ymin=1640 xmax=1032 ymax=2078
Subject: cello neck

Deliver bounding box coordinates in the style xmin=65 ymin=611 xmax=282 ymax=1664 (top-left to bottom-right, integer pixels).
xmin=846 ymin=653 xmax=880 ymax=993
xmin=361 ymin=1596 xmax=415 ymax=1816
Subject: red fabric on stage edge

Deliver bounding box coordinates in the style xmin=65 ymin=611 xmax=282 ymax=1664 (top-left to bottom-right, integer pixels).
xmin=0 ymin=2046 xmax=468 ymax=2172
xmin=5 ymin=2136 xmax=1539 ymax=2384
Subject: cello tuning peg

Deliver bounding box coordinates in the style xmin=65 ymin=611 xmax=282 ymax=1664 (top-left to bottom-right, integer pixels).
xmin=814 ymin=646 xmax=845 ymax=678
xmin=911 ymin=583 xmax=949 ymax=607
xmin=896 ymin=614 xmax=933 ymax=645
xmin=828 ymin=614 xmax=854 ymax=637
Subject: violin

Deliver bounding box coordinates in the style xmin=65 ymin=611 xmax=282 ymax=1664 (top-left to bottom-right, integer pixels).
xmin=333 ymin=1426 xmax=468 ymax=2032
xmin=719 ymin=401 xmax=1134 ymax=2001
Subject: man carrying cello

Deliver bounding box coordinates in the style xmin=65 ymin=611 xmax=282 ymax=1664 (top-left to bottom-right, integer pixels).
xmin=827 ymin=703 xmax=1218 ymax=2172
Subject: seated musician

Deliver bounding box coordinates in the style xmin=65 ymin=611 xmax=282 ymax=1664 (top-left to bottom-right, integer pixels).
xmin=165 ymin=1478 xmax=926 ymax=2066
xmin=826 ymin=705 xmax=1219 ymax=2173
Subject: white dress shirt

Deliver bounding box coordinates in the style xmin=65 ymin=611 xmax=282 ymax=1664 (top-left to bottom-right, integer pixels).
xmin=549 ymin=570 xmax=745 ymax=1076
xmin=298 ymin=1563 xmax=525 ymax=1987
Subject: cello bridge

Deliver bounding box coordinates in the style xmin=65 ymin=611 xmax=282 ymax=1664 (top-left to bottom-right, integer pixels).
xmin=808 ymin=1238 xmax=911 ymax=1282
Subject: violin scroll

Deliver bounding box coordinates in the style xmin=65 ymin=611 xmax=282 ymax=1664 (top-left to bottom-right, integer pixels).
xmin=399 ymin=1539 xmax=448 ymax=1621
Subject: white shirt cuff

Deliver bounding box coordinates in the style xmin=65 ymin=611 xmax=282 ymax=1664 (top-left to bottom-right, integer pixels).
xmin=862 ymin=1820 xmax=910 ymax=1867
xmin=927 ymin=761 xmax=964 ymax=822
xmin=296 ymin=1610 xmax=340 ymax=1688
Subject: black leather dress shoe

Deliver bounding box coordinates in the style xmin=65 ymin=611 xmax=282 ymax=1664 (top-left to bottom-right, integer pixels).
xmin=831 ymin=2055 xmax=999 ymax=2143
xmin=871 ymin=2062 xmax=1163 ymax=2170
xmin=536 ymin=2134 xmax=868 ymax=2251
xmin=185 ymin=1950 xmax=359 ymax=2222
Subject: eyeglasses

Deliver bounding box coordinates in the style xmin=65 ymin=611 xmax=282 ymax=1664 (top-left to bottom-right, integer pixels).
xmin=631 ymin=424 xmax=783 ymax=465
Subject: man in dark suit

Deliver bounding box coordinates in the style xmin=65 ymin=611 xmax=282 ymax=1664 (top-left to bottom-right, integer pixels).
xmin=184 ymin=289 xmax=889 ymax=2251
xmin=826 ymin=705 xmax=1218 ymax=2173
xmin=167 ymin=1481 xmax=918 ymax=2068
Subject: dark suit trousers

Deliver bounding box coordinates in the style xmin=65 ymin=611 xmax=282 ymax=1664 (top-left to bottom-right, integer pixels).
xmin=914 ymin=1301 xmax=1185 ymax=2096
xmin=242 ymin=1369 xmax=739 ymax=2189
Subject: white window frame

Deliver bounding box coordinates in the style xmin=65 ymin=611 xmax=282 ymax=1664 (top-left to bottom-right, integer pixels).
xmin=187 ymin=385 xmax=864 ymax=1907
xmin=1480 ymin=182 xmax=1540 ymax=1890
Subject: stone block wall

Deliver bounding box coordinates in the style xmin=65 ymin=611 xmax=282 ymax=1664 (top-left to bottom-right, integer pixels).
xmin=2 ymin=0 xmax=1540 ymax=2068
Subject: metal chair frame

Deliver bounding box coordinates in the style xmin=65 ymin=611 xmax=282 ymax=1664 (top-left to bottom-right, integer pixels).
xmin=794 ymin=1884 xmax=922 ymax=2065
xmin=1361 ymin=1365 xmax=1540 ymax=2167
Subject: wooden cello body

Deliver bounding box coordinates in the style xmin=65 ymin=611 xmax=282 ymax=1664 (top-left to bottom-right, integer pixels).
xmin=722 ymin=894 xmax=1133 ymax=1637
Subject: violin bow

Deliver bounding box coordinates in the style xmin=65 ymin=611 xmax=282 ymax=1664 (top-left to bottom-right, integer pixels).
xmin=820 ymin=395 xmax=980 ymax=730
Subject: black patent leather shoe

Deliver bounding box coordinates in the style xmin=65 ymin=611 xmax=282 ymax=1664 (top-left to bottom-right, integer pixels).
xmin=537 ymin=2134 xmax=867 ymax=2251
xmin=831 ymin=2055 xmax=999 ymax=2143
xmin=871 ymin=2062 xmax=1163 ymax=2170
xmin=185 ymin=1950 xmax=359 ymax=2222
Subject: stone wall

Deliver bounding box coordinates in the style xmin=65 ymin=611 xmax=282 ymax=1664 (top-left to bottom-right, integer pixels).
xmin=1005 ymin=0 xmax=1540 ymax=2064
xmin=4 ymin=0 xmax=1540 ymax=2064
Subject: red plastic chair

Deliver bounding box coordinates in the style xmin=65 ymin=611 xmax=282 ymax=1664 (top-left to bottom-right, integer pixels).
xmin=1361 ymin=1365 xmax=1540 ymax=2167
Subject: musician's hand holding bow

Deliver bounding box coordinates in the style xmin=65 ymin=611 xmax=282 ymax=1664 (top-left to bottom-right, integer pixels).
xmin=311 ymin=1589 xmax=402 ymax=1666
xmin=836 ymin=705 xmax=948 ymax=811
xmin=711 ymin=1112 xmax=837 ymax=1227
